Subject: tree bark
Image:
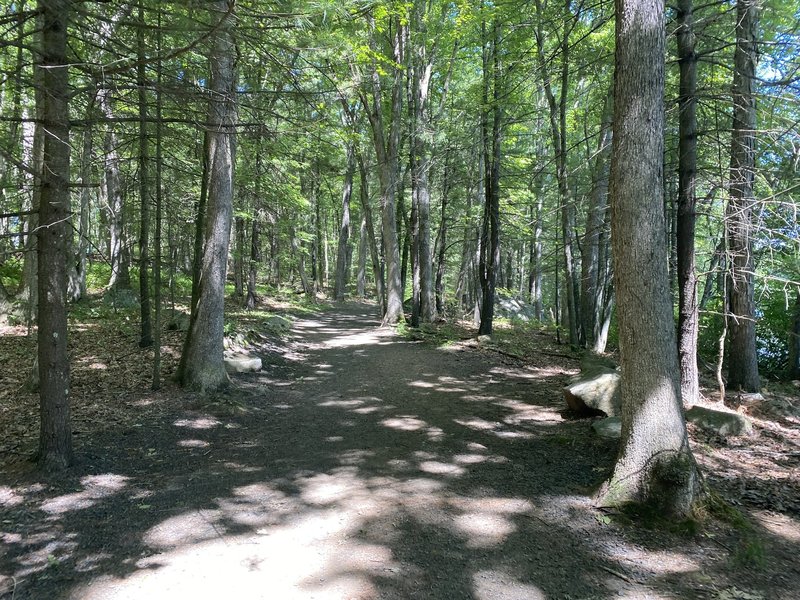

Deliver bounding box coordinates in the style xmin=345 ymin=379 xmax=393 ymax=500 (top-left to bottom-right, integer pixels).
xmin=477 ymin=18 xmax=501 ymax=337
xmin=725 ymin=0 xmax=760 ymax=392
xmin=138 ymin=2 xmax=152 ymax=346
xmin=676 ymin=0 xmax=700 ymax=405
xmin=178 ymin=0 xmax=236 ymax=393
xmin=334 ymin=144 xmax=355 ymax=301
xmin=357 ymin=153 xmax=385 ymax=314
xmin=581 ymin=92 xmax=613 ymax=350
xmin=362 ymin=14 xmax=405 ymax=325
xmin=36 ymin=0 xmax=73 ymax=470
xmin=597 ymin=0 xmax=700 ymax=516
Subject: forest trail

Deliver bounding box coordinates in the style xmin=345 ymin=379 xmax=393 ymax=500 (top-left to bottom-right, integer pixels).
xmin=1 ymin=303 xmax=795 ymax=599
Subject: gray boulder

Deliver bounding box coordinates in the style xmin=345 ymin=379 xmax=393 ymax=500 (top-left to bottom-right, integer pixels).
xmin=263 ymin=315 xmax=292 ymax=336
xmin=563 ymin=361 xmax=621 ymax=417
xmin=224 ymin=354 xmax=262 ymax=374
xmin=685 ymin=405 xmax=753 ymax=437
xmin=592 ymin=417 xmax=622 ymax=439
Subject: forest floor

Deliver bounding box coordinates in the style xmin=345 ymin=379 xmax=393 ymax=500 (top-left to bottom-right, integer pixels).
xmin=1 ymin=299 xmax=799 ymax=600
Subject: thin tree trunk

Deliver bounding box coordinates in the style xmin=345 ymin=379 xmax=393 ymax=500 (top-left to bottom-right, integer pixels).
xmin=138 ymin=3 xmax=152 ymax=346
xmin=581 ymin=92 xmax=613 ymax=350
xmin=676 ymin=0 xmax=700 ymax=404
xmin=358 ymin=154 xmax=385 ymax=313
xmin=478 ymin=18 xmax=501 ymax=337
xmin=357 ymin=215 xmax=367 ymax=298
xmin=233 ymin=216 xmax=245 ymax=298
xmin=597 ymin=0 xmax=700 ymax=516
xmin=433 ymin=151 xmax=450 ymax=315
xmin=178 ymin=0 xmax=237 ymax=393
xmin=725 ymin=0 xmax=760 ymax=392
xmin=334 ymin=144 xmax=355 ymax=301
xmin=36 ymin=0 xmax=72 ymax=470
xmin=152 ymin=8 xmax=164 ymax=390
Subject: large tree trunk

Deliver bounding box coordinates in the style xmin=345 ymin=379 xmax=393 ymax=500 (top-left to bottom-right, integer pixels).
xmin=178 ymin=0 xmax=236 ymax=393
xmin=597 ymin=0 xmax=700 ymax=516
xmin=725 ymin=0 xmax=760 ymax=392
xmin=334 ymin=144 xmax=355 ymax=301
xmin=36 ymin=0 xmax=72 ymax=470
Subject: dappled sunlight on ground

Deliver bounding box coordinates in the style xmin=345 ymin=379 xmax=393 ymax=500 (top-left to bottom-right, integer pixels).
xmin=3 ymin=303 xmax=798 ymax=599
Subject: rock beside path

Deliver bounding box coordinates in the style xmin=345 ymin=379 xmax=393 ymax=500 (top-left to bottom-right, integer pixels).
xmin=685 ymin=405 xmax=753 ymax=437
xmin=224 ymin=354 xmax=262 ymax=374
xmin=563 ymin=358 xmax=621 ymax=417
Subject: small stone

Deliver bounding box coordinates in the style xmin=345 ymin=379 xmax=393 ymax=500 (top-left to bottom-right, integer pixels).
xmin=592 ymin=417 xmax=622 ymax=439
xmin=685 ymin=405 xmax=753 ymax=437
xmin=224 ymin=354 xmax=262 ymax=374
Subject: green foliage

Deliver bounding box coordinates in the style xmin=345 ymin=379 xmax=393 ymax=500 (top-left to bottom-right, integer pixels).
xmin=0 ymin=255 xmax=22 ymax=289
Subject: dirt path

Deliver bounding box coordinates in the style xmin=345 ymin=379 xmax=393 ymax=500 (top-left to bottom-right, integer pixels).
xmin=1 ymin=303 xmax=796 ymax=599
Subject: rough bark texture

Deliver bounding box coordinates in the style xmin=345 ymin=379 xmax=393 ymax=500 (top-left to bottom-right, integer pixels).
xmin=676 ymin=0 xmax=700 ymax=405
xmin=477 ymin=19 xmax=501 ymax=337
xmin=363 ymin=15 xmax=404 ymax=325
xmin=597 ymin=0 xmax=700 ymax=516
xmin=408 ymin=4 xmax=435 ymax=323
xmin=178 ymin=0 xmax=236 ymax=393
xmin=726 ymin=0 xmax=760 ymax=393
xmin=36 ymin=0 xmax=73 ymax=470
xmin=138 ymin=5 xmax=152 ymax=347
xmin=580 ymin=92 xmax=613 ymax=351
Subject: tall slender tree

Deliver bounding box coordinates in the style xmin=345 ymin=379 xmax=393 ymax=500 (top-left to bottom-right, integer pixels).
xmin=178 ymin=0 xmax=237 ymax=392
xmin=36 ymin=0 xmax=73 ymax=469
xmin=726 ymin=0 xmax=760 ymax=392
xmin=597 ymin=0 xmax=701 ymax=515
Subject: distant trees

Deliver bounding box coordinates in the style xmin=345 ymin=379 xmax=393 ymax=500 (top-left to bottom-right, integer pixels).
xmin=0 ymin=0 xmax=797 ymax=470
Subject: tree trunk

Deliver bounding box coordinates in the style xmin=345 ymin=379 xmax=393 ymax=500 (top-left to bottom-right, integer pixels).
xmin=246 ymin=218 xmax=260 ymax=309
xmin=233 ymin=216 xmax=245 ymax=298
xmin=358 ymin=153 xmax=385 ymax=314
xmin=478 ymin=19 xmax=501 ymax=337
xmin=357 ymin=215 xmax=367 ymax=298
xmin=362 ymin=14 xmax=405 ymax=325
xmin=69 ymin=94 xmax=95 ymax=303
xmin=152 ymin=12 xmax=164 ymax=389
xmin=99 ymin=88 xmax=128 ymax=291
xmin=36 ymin=0 xmax=73 ymax=470
xmin=581 ymin=92 xmax=613 ymax=350
xmin=675 ymin=0 xmax=700 ymax=405
xmin=334 ymin=144 xmax=355 ymax=301
xmin=138 ymin=3 xmax=152 ymax=347
xmin=408 ymin=5 xmax=435 ymax=323
xmin=725 ymin=0 xmax=760 ymax=393
xmin=178 ymin=0 xmax=236 ymax=393
xmin=788 ymin=291 xmax=800 ymax=380
xmin=597 ymin=0 xmax=700 ymax=516
xmin=535 ymin=0 xmax=579 ymax=345
xmin=433 ymin=152 xmax=450 ymax=315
